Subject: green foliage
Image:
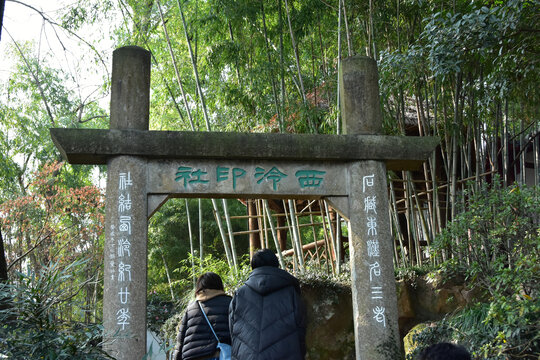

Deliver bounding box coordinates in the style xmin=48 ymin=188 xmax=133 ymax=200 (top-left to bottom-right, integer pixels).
xmin=147 ymin=198 xmax=249 ymax=299
xmin=0 ymin=46 xmax=107 ymax=201
xmin=147 ymin=291 xmax=175 ymax=335
xmin=409 ymin=182 xmax=540 ymax=359
xmin=298 ymin=258 xmax=351 ymax=289
xmin=0 ymin=162 xmax=105 ymax=292
xmin=379 ymin=0 xmax=539 ymax=138
xmin=0 ymin=260 xmax=112 ymax=359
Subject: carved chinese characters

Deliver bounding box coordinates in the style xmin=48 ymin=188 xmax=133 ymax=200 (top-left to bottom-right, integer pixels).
xmin=146 ymin=160 xmax=347 ymax=198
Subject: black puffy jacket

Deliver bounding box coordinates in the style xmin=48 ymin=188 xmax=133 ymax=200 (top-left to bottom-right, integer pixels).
xmin=229 ymin=266 xmax=306 ymax=360
xmin=173 ymin=293 xmax=232 ymax=360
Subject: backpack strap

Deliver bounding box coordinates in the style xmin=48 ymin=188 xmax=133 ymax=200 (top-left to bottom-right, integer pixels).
xmin=197 ymin=300 xmax=220 ymax=342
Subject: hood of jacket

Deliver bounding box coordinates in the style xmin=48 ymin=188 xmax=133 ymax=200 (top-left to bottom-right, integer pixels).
xmin=244 ymin=266 xmax=299 ymax=296
xmin=195 ymin=289 xmax=226 ymax=302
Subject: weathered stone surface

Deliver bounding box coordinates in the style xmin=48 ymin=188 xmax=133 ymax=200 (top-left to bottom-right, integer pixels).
xmin=396 ymin=275 xmax=482 ymax=339
xmin=103 ymin=46 xmax=150 ymax=360
xmin=345 ymin=55 xmax=401 ymax=359
xmin=49 ymin=128 xmax=439 ymax=171
xmin=410 ymin=277 xmax=471 ymax=320
xmin=103 ymin=156 xmax=148 ymax=358
xmin=403 ymin=322 xmax=429 ymax=355
xmin=302 ymin=281 xmax=355 ymax=360
xmin=300 ymin=276 xmax=479 ymax=359
xmin=340 ymin=56 xmax=383 ymax=135
xmin=110 ymin=46 xmax=151 ymax=130
xmin=348 ymin=161 xmax=401 ymax=359
xmin=396 ymin=279 xmax=415 ymax=337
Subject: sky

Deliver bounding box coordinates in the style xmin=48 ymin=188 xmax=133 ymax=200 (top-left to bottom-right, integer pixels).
xmin=0 ymin=0 xmax=116 ymax=105
xmin=2 ymin=0 xmax=69 ymax=80
xmin=1 ymin=0 xmax=119 ymax=188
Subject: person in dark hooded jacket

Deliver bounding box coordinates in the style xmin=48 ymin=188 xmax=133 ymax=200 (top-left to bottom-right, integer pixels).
xmin=229 ymin=249 xmax=306 ymax=360
xmin=173 ymin=272 xmax=232 ymax=360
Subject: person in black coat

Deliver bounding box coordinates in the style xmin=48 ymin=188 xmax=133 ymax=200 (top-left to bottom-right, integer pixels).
xmin=229 ymin=249 xmax=306 ymax=360
xmin=173 ymin=272 xmax=232 ymax=360
xmin=418 ymin=342 xmax=471 ymax=360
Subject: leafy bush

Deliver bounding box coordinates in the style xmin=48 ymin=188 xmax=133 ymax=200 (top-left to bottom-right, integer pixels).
xmin=408 ymin=181 xmax=540 ymax=359
xmin=0 ymin=260 xmax=112 ymax=359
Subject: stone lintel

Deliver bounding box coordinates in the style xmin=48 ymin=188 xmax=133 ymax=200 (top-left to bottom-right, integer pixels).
xmin=50 ymin=128 xmax=438 ymax=171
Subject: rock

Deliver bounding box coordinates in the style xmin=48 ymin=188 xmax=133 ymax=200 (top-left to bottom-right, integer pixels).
xmin=396 ymin=279 xmax=416 ymax=338
xmin=296 ymin=274 xmax=479 ymax=358
xmin=403 ymin=322 xmax=430 ymax=355
xmin=301 ymin=280 xmax=355 ymax=360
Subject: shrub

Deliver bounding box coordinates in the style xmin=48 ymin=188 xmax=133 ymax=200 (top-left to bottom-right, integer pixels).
xmin=0 ymin=260 xmax=113 ymax=359
xmin=409 ymin=181 xmax=539 ymax=359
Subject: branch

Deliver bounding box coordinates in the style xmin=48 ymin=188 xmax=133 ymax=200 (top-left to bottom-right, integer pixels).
xmin=4 ymin=28 xmax=56 ymax=126
xmin=6 ymin=219 xmax=81 ymax=273
xmin=7 ymin=231 xmax=53 ymax=273
xmin=5 ymin=0 xmax=109 ymax=79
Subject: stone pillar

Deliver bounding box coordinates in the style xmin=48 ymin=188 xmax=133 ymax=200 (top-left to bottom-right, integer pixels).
xmin=110 ymin=46 xmax=151 ymax=131
xmin=103 ymin=46 xmax=150 ymax=360
xmin=341 ymin=57 xmax=401 ymax=359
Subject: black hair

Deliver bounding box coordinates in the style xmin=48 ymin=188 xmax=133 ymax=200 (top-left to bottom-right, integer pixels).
xmin=195 ymin=272 xmax=224 ymax=294
xmin=418 ymin=342 xmax=471 ymax=360
xmin=251 ymin=249 xmax=279 ymax=269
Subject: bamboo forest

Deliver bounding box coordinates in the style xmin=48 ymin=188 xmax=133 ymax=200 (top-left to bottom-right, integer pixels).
xmin=0 ymin=0 xmax=538 ymax=359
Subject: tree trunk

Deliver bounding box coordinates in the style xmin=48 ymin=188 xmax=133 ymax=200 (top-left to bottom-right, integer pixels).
xmin=0 ymin=229 xmax=7 ymax=282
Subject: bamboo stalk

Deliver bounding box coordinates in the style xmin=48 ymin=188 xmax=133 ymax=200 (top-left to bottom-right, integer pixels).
xmin=185 ymin=199 xmax=196 ymax=287
xmin=261 ymin=200 xmax=269 ymax=249
xmin=211 ymin=200 xmax=233 ymax=267
xmin=407 ymin=173 xmax=422 ymax=266
xmin=261 ymin=1 xmax=282 ymax=130
xmin=198 ymin=199 xmax=203 ymax=264
xmin=390 ymin=207 xmax=400 ymax=267
xmin=308 ymin=203 xmax=323 ymax=270
xmin=503 ymin=99 xmax=509 ymax=187
xmin=336 ymin=213 xmax=342 ymax=267
xmin=258 ymin=200 xmax=266 ymax=248
xmin=278 ymin=0 xmax=286 ymax=133
xmin=336 ymin=0 xmax=343 ymax=134
xmin=156 ymin=0 xmax=195 ymax=130
xmin=281 ymin=200 xmax=297 ymax=270
xmin=281 ymin=239 xmax=326 ymax=257
xmin=222 ymin=199 xmax=238 ymax=271
xmin=288 ymin=199 xmax=305 ymax=272
xmin=283 ymin=0 xmax=314 ymax=132
xmin=390 ymin=179 xmax=407 ymax=267
xmin=176 ymin=0 xmax=211 ymax=131
xmin=319 ymin=200 xmax=336 ymax=274
xmin=324 ymin=201 xmax=340 ymax=274
xmin=408 ymin=173 xmax=431 ymax=262
xmin=342 ymin=0 xmax=353 ymax=56
xmin=177 ymin=0 xmax=240 ymax=268
xmin=160 ymin=249 xmax=176 ymax=300
xmin=262 ymin=200 xmax=286 ymax=268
